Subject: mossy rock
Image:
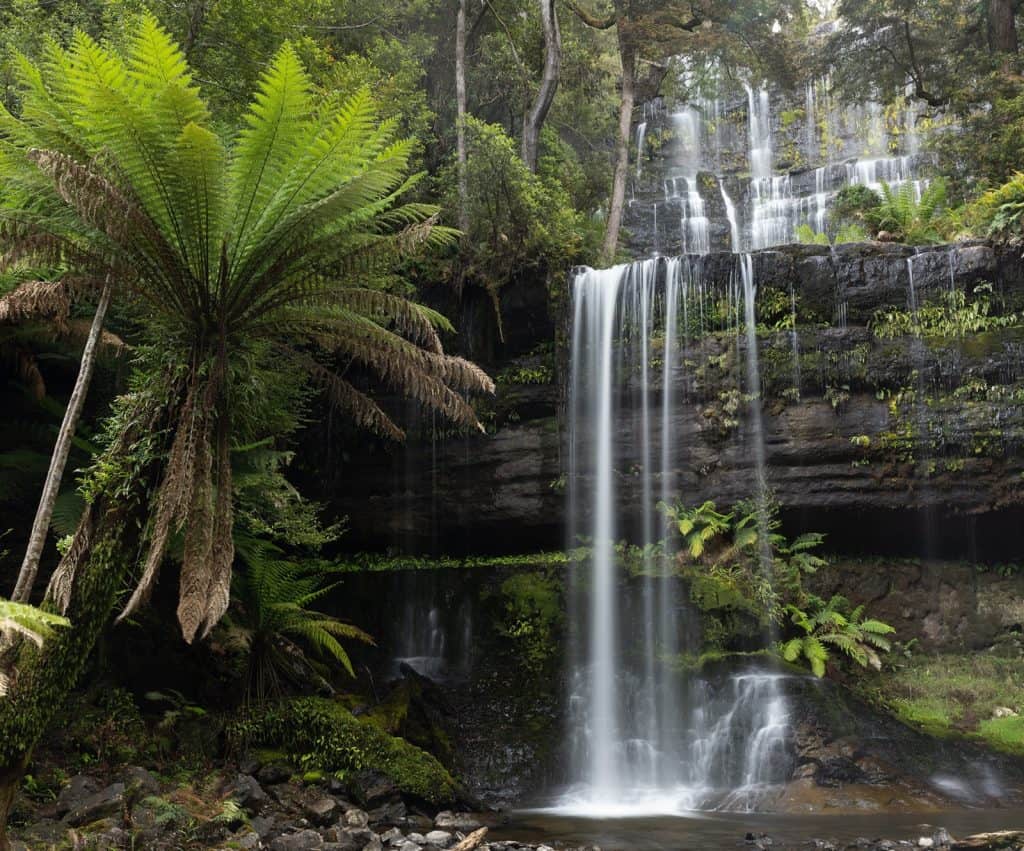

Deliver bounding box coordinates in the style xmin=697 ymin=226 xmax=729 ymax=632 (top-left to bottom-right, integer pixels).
xmin=230 ymin=697 xmax=460 ymax=805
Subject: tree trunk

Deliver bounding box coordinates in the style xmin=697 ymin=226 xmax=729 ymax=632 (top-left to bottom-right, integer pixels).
xmin=11 ymin=281 xmax=112 ymax=604
xmin=0 ymin=511 xmax=135 ymax=848
xmin=456 ymin=0 xmax=470 ymax=234
xmin=521 ymin=0 xmax=562 ymax=171
xmin=988 ymin=0 xmax=1018 ymax=54
xmin=0 ymin=393 xmax=165 ymax=846
xmin=601 ymin=31 xmax=635 ymax=266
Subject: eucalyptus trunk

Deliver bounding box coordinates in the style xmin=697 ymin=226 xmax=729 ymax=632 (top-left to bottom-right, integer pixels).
xmin=521 ymin=0 xmax=562 ymax=172
xmin=988 ymin=0 xmax=1018 ymax=54
xmin=456 ymin=0 xmax=470 ymax=234
xmin=601 ymin=34 xmax=636 ymax=265
xmin=12 ymin=281 xmax=112 ymax=604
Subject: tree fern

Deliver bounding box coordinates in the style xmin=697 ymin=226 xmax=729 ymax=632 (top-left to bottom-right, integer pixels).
xmin=0 ymin=16 xmax=492 ymax=642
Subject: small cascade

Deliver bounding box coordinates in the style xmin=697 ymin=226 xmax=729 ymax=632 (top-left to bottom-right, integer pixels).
xmin=746 ymin=84 xmax=795 ymax=250
xmin=669 ymin=108 xmax=710 ymax=255
xmin=721 ymin=183 xmax=742 ymax=252
xmin=562 ymin=255 xmax=792 ymax=815
xmin=636 ymin=121 xmax=648 ymax=179
xmin=391 ymin=573 xmax=473 ymax=681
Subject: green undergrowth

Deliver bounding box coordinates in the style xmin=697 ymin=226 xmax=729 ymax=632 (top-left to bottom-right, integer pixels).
xmin=227 ymin=697 xmax=460 ymax=804
xmin=336 ymin=551 xmax=567 ymax=572
xmin=859 ymin=651 xmax=1024 ymax=755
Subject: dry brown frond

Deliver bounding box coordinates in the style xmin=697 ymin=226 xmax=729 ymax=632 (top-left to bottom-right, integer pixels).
xmin=65 ymin=318 xmax=126 ymax=352
xmin=333 ymin=288 xmax=443 ymax=353
xmin=46 ymin=502 xmax=95 ymax=614
xmin=0 ymin=280 xmax=70 ymax=329
xmin=178 ymin=420 xmax=214 ymax=644
xmin=0 ymin=345 xmax=47 ymax=400
xmin=304 ymin=357 xmax=404 ymax=441
xmin=200 ymin=422 xmax=234 ymax=638
xmin=118 ymin=385 xmax=200 ymax=622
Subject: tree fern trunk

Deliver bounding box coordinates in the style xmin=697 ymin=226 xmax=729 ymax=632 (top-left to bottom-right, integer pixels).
xmin=12 ymin=281 xmax=113 ymax=603
xmin=0 ymin=511 xmax=135 ymax=848
xmin=0 ymin=527 xmax=133 ymax=845
xmin=0 ymin=389 xmax=167 ymax=846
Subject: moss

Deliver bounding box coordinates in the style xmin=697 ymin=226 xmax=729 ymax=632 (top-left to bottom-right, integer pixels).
xmin=495 ymin=570 xmax=563 ymax=674
xmin=978 ymin=716 xmax=1024 ymax=754
xmin=336 ymin=551 xmax=567 ymax=573
xmin=229 ymin=697 xmax=460 ymax=805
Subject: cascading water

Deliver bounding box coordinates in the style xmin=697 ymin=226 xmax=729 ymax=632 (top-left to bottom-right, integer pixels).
xmin=668 ymin=108 xmax=710 ymax=255
xmin=559 ymin=255 xmax=792 ymax=815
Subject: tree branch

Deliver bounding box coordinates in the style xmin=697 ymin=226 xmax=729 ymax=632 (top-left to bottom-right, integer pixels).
xmin=562 ymin=0 xmax=616 ymax=29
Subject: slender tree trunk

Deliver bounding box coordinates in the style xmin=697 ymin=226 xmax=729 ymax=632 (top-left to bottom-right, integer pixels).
xmin=456 ymin=0 xmax=470 ymax=234
xmin=601 ymin=31 xmax=635 ymax=266
xmin=521 ymin=0 xmax=562 ymax=172
xmin=11 ymin=282 xmax=112 ymax=604
xmin=988 ymin=0 xmax=1018 ymax=54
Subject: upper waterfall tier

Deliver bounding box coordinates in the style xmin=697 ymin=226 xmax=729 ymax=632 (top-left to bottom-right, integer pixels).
xmin=624 ymin=83 xmax=931 ymax=257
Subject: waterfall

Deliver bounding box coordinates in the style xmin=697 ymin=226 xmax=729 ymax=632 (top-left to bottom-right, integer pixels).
xmin=746 ymin=84 xmax=794 ymax=249
xmin=671 ymin=108 xmax=710 ymax=255
xmin=721 ymin=183 xmax=741 ymax=252
xmin=561 ymin=255 xmax=792 ymax=815
xmin=636 ymin=121 xmax=648 ymax=179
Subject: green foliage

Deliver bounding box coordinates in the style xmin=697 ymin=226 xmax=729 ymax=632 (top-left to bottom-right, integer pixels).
xmin=871 ymin=285 xmax=1019 ymax=339
xmin=0 ymin=599 xmax=70 ymax=695
xmin=867 ymin=179 xmax=950 ymax=244
xmin=781 ymin=594 xmax=895 ymax=677
xmin=444 ymin=118 xmax=596 ymax=318
xmin=833 ymin=184 xmax=882 ymax=225
xmin=0 ymin=15 xmax=490 ymax=646
xmin=496 ymin=571 xmax=562 ymax=674
xmin=859 ymin=652 xmax=1024 ymax=755
xmin=496 ymin=363 xmax=553 ymax=386
xmin=965 ymin=172 xmax=1024 ymax=238
xmin=223 ymin=551 xmax=374 ymax=703
xmin=794 ymin=223 xmax=829 ymax=245
xmin=228 ymin=697 xmax=459 ymax=804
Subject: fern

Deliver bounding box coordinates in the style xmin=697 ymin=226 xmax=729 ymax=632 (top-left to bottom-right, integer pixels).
xmin=224 ymin=546 xmax=374 ymax=703
xmin=869 ymin=178 xmax=949 ymax=244
xmin=0 ymin=599 xmax=70 ymax=695
xmin=0 ymin=16 xmax=492 ymax=642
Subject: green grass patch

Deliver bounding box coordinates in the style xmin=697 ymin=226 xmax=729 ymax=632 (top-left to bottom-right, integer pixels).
xmin=859 ymin=652 xmax=1024 ymax=754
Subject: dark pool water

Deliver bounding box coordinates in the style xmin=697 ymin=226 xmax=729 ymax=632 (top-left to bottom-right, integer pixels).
xmin=492 ymin=809 xmax=1024 ymax=850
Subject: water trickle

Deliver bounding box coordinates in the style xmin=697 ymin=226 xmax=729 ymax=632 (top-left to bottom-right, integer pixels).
xmin=636 ymin=121 xmax=648 ymax=180
xmin=721 ymin=183 xmax=742 ymax=253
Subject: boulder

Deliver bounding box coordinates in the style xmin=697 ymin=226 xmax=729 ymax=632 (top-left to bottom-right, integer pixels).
xmin=259 ymin=763 xmax=295 ymax=785
xmin=345 ymin=808 xmax=371 ymax=829
xmin=63 ymin=782 xmax=126 ymax=827
xmin=434 ymin=813 xmax=483 ymax=832
xmin=55 ymin=775 xmax=101 ymax=818
xmin=305 ymin=795 xmax=341 ymax=825
xmin=230 ymin=773 xmax=270 ymax=814
xmin=270 ymin=829 xmax=326 ymax=851
xmin=424 ymin=830 xmax=453 ymax=848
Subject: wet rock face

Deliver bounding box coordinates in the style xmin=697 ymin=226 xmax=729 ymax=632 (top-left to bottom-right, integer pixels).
xmin=332 ymin=242 xmax=1024 ymax=559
